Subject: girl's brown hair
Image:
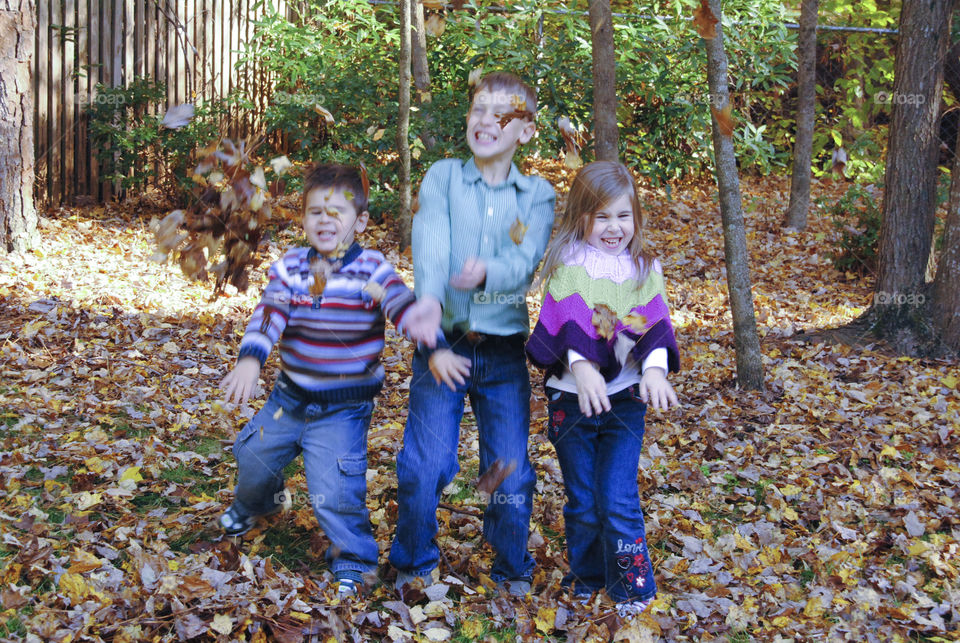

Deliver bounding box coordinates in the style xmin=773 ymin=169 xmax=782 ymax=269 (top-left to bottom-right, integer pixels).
xmin=537 ymin=161 xmax=654 ymax=289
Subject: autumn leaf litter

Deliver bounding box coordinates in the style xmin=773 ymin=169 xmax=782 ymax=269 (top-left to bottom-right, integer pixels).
xmin=0 ymin=170 xmax=957 ymax=641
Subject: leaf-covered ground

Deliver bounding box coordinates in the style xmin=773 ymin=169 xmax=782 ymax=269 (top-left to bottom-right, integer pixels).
xmin=0 ymin=168 xmax=958 ymax=642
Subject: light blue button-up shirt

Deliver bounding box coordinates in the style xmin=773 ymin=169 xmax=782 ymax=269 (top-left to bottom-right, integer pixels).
xmin=412 ymin=157 xmax=556 ymax=337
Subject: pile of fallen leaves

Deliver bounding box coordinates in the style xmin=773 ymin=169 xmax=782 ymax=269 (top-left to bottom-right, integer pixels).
xmin=0 ymin=167 xmax=957 ymax=642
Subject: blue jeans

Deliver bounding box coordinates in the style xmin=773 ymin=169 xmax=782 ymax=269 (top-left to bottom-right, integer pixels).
xmin=231 ymin=378 xmax=377 ymax=576
xmin=389 ymin=333 xmax=536 ymax=582
xmin=546 ymin=385 xmax=656 ymax=602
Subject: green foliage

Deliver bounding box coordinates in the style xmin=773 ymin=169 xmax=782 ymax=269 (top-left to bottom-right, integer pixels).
xmin=824 ymin=183 xmax=882 ymax=274
xmin=239 ymin=0 xmax=796 ymax=190
xmin=86 ymin=77 xmax=225 ymax=202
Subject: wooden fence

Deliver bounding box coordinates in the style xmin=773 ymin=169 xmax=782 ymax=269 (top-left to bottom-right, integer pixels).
xmin=33 ymin=0 xmax=297 ymax=207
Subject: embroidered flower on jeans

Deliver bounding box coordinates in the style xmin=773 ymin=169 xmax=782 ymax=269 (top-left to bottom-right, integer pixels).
xmin=549 ymin=409 xmax=566 ymax=436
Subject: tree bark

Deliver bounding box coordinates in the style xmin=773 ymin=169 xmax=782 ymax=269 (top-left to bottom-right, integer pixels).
xmin=397 ymin=0 xmax=413 ymax=249
xmin=702 ymin=0 xmax=764 ymax=390
xmin=931 ymin=119 xmax=960 ymax=352
xmin=0 ymin=0 xmax=38 ymax=254
xmin=589 ymin=0 xmax=618 ymax=162
xmin=784 ymin=0 xmax=819 ymax=230
xmin=411 ymin=0 xmax=435 ymax=150
xmin=871 ymin=0 xmax=953 ymax=336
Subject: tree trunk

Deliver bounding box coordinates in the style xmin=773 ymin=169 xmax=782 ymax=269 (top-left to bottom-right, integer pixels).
xmin=784 ymin=0 xmax=819 ymax=230
xmin=397 ymin=0 xmax=412 ymax=249
xmin=411 ymin=0 xmax=435 ymax=150
xmin=702 ymin=0 xmax=764 ymax=390
xmin=0 ymin=0 xmax=38 ymax=254
xmin=589 ymin=0 xmax=618 ymax=162
xmin=931 ymin=118 xmax=960 ymax=351
xmin=871 ymin=0 xmax=952 ymax=338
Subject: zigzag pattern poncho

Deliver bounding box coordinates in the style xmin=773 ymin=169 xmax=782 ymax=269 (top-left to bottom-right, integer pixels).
xmin=526 ymin=243 xmax=680 ymax=381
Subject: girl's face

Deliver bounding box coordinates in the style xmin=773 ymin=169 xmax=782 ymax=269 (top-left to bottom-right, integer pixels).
xmin=584 ymin=193 xmax=634 ymax=255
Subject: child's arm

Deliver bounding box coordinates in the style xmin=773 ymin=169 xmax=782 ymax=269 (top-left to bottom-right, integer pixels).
xmin=221 ymin=357 xmax=261 ymax=405
xmin=370 ymin=258 xmax=443 ymax=346
xmin=473 ymin=180 xmax=555 ymax=294
xmin=638 ymin=348 xmax=679 ymax=410
xmin=411 ymin=162 xmax=453 ymax=305
xmin=221 ymin=256 xmax=294 ymax=403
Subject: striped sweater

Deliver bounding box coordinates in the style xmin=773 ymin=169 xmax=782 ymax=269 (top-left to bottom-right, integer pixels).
xmin=237 ymin=243 xmax=416 ymax=402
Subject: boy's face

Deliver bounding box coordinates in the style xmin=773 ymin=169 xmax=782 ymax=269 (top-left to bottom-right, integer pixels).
xmin=466 ymin=88 xmax=535 ymax=165
xmin=302 ymin=186 xmax=368 ymax=256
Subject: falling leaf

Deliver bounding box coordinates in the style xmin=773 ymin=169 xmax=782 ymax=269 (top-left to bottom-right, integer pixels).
xmin=269 ymin=155 xmax=293 ymax=176
xmin=623 ymin=312 xmax=649 ymax=333
xmin=373 ymin=128 xmax=386 ymax=141
xmin=477 ymin=459 xmax=516 ymax=497
xmin=468 ymin=67 xmax=483 ymax=87
xmin=509 ymin=218 xmax=528 ymax=245
xmin=592 ymin=303 xmax=618 ymax=340
xmin=693 ymin=0 xmax=719 ymax=39
xmin=313 ymin=104 xmax=336 ymax=124
xmin=425 ymin=13 xmax=446 ymax=37
xmin=161 ymin=103 xmax=196 ymax=129
xmin=711 ymin=103 xmax=736 ymax=136
xmin=557 ymin=116 xmax=583 ymax=169
xmin=364 ymin=281 xmax=387 ymax=303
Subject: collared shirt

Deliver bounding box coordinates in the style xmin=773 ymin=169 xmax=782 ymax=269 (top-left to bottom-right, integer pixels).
xmin=412 ymin=158 xmax=556 ymax=337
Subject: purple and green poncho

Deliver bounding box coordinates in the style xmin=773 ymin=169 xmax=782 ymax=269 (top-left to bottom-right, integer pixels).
xmin=526 ymin=243 xmax=680 ymax=381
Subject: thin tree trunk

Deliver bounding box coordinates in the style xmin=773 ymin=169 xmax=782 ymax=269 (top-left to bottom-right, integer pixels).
xmin=397 ymin=0 xmax=412 ymax=249
xmin=785 ymin=0 xmax=819 ymax=230
xmin=411 ymin=0 xmax=435 ymax=150
xmin=589 ymin=0 xmax=618 ymax=162
xmin=872 ymin=0 xmax=953 ymax=335
xmin=0 ymin=0 xmax=38 ymax=253
xmin=702 ymin=0 xmax=764 ymax=390
xmin=931 ymin=120 xmax=960 ymax=352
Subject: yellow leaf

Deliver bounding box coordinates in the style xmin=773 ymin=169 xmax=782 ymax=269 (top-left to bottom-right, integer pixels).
xmin=783 ymin=506 xmax=798 ymax=521
xmin=76 ymin=491 xmax=103 ymax=510
xmin=803 ymin=596 xmax=823 ymax=618
xmin=373 ymin=128 xmax=386 ymax=141
xmin=289 ymin=612 xmax=311 ymax=622
xmin=69 ymin=548 xmax=103 ymax=574
xmin=210 ymin=613 xmax=233 ymax=635
xmin=84 ymin=456 xmax=106 ymax=474
xmin=535 ymin=606 xmax=556 ymax=633
xmin=509 ymin=218 xmax=528 ymax=245
xmin=779 ymin=484 xmax=802 ymax=496
xmin=941 ymin=374 xmax=958 ymax=389
xmin=273 ymin=407 xmax=284 ymax=421
xmin=118 ymin=466 xmax=143 ymax=483
xmin=459 ymin=620 xmax=485 ymax=639
xmin=623 ymin=312 xmax=649 ymax=333
xmin=880 ymin=444 xmax=900 ymax=459
xmin=59 ymin=572 xmax=91 ymax=603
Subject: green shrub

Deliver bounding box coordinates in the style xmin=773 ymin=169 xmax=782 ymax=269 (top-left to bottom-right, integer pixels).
xmin=825 ymin=183 xmax=882 ymax=274
xmin=86 ymin=76 xmax=225 ymax=202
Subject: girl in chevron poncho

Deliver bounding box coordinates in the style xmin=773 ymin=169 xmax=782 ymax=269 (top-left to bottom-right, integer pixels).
xmin=525 ymin=161 xmax=680 ymax=616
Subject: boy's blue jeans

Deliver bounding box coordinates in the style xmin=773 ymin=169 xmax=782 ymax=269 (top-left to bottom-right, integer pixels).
xmin=389 ymin=333 xmax=536 ymax=582
xmin=231 ymin=377 xmax=378 ymax=577
xmin=546 ymin=385 xmax=657 ymax=602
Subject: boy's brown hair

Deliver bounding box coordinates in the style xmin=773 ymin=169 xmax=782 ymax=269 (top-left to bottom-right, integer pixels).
xmin=472 ymin=72 xmax=537 ymax=120
xmin=302 ymin=164 xmax=369 ymax=215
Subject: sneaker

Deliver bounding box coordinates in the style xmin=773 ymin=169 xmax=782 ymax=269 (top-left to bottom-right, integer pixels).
xmin=335 ymin=574 xmax=361 ymax=599
xmin=616 ymin=596 xmax=655 ymax=618
xmin=496 ymin=578 xmax=531 ymax=597
xmin=218 ymin=502 xmax=282 ymax=537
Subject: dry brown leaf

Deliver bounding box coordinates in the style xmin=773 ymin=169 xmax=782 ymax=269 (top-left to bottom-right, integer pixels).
xmin=509 ymin=218 xmax=529 ymax=245
xmin=711 ymin=103 xmax=736 ymax=136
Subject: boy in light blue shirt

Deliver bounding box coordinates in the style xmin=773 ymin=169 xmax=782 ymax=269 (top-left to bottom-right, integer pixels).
xmin=389 ymin=72 xmax=556 ymax=596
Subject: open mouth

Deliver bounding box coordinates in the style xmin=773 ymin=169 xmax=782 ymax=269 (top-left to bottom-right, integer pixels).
xmin=601 ymin=237 xmax=623 ymax=249
xmin=474 ymin=131 xmax=497 ymax=143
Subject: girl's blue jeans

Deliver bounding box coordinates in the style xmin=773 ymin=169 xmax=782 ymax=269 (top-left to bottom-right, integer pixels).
xmin=546 ymin=385 xmax=657 ymax=602
xmin=230 ymin=377 xmax=378 ymax=577
xmin=389 ymin=333 xmax=536 ymax=583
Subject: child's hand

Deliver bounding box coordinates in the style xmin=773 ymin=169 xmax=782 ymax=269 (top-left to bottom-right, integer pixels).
xmin=570 ymin=360 xmax=610 ymax=417
xmin=428 ymin=349 xmax=471 ymax=391
xmin=638 ymin=367 xmax=679 ymax=410
xmin=449 ymin=257 xmax=487 ymax=290
xmin=221 ymin=357 xmax=261 ymax=406
xmin=404 ymin=296 xmax=442 ymax=347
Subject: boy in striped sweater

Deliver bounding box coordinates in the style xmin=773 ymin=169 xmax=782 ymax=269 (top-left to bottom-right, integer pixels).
xmin=218 ymin=164 xmax=436 ymax=599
